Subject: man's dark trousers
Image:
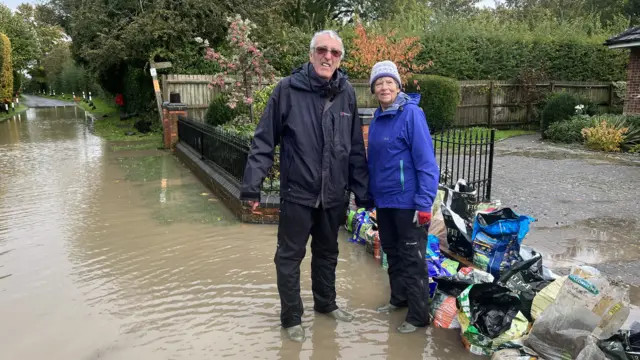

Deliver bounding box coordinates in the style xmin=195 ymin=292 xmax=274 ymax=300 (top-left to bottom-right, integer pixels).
xmin=275 ymin=200 xmax=344 ymax=328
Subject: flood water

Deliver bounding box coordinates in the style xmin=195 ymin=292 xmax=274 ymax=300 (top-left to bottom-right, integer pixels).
xmin=0 ymin=107 xmax=483 ymax=359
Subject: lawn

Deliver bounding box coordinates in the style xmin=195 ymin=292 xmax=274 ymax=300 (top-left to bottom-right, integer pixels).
xmin=0 ymin=104 xmax=28 ymax=123
xmin=494 ymin=129 xmax=538 ymax=141
xmin=432 ymin=127 xmax=537 ymax=151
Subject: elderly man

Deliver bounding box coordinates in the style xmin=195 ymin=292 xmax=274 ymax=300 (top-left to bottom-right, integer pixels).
xmin=240 ymin=30 xmax=370 ymax=342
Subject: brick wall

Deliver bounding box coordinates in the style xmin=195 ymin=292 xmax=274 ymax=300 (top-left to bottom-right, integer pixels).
xmin=625 ymin=48 xmax=640 ymax=115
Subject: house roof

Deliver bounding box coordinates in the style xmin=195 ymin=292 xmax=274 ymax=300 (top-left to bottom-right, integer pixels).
xmin=604 ymin=27 xmax=640 ymax=49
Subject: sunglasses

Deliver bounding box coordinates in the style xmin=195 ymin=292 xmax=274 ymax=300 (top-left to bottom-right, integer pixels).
xmin=314 ymin=46 xmax=342 ymax=59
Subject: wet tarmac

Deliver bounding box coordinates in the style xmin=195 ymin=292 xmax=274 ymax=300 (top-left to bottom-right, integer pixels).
xmin=22 ymin=94 xmax=76 ymax=108
xmin=0 ymin=106 xmax=484 ymax=359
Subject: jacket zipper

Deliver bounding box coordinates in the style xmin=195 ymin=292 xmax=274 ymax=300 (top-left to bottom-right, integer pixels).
xmin=400 ymin=160 xmax=405 ymax=193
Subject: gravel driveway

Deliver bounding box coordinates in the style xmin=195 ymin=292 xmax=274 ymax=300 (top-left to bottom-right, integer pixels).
xmin=492 ymin=135 xmax=640 ymax=286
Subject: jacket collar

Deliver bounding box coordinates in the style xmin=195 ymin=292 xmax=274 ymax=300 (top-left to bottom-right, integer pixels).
xmin=374 ymin=92 xmax=420 ymax=118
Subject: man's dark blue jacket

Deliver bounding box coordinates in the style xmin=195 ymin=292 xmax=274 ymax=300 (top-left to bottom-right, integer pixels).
xmin=240 ymin=62 xmax=370 ymax=209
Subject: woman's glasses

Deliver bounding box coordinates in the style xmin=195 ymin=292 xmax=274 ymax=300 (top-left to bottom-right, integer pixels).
xmin=314 ymin=46 xmax=342 ymax=59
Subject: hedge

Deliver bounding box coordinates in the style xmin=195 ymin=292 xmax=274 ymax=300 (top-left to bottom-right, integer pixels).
xmin=406 ymin=75 xmax=460 ymax=130
xmin=416 ymin=34 xmax=627 ymax=82
xmin=0 ymin=33 xmax=13 ymax=101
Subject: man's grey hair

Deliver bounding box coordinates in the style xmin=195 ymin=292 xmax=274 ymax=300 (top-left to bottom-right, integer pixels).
xmin=309 ymin=30 xmax=345 ymax=60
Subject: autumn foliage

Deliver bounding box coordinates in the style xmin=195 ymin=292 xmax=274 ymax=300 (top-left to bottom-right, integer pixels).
xmin=0 ymin=33 xmax=13 ymax=102
xmin=343 ymin=22 xmax=431 ymax=84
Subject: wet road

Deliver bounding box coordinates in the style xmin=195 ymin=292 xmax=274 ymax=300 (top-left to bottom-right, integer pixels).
xmin=0 ymin=107 xmax=479 ymax=358
xmin=22 ymin=94 xmax=76 ymax=108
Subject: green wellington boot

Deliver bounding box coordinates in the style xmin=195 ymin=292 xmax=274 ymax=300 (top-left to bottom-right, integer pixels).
xmin=327 ymin=309 xmax=354 ymax=322
xmin=397 ymin=321 xmax=418 ymax=334
xmin=285 ymin=325 xmax=306 ymax=343
xmin=376 ymin=303 xmax=401 ymax=313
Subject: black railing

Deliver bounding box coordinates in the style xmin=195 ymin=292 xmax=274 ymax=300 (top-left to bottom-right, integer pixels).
xmin=178 ymin=117 xmax=495 ymax=201
xmin=177 ymin=118 xmax=280 ymax=194
xmin=432 ymin=128 xmax=495 ymax=201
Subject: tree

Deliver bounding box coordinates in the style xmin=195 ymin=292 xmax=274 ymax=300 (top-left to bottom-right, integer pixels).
xmin=0 ymin=33 xmax=13 ymax=101
xmin=0 ymin=4 xmax=40 ymax=71
xmin=40 ymin=43 xmax=71 ymax=87
xmin=343 ymin=21 xmax=431 ymax=84
xmin=429 ymin=0 xmax=480 ymax=17
xmin=204 ymin=14 xmax=276 ymax=122
xmin=16 ymin=4 xmax=66 ymax=57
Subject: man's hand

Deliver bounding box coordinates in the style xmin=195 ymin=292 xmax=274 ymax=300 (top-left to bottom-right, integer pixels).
xmin=413 ymin=210 xmax=431 ymax=227
xmin=247 ymin=200 xmax=261 ymax=214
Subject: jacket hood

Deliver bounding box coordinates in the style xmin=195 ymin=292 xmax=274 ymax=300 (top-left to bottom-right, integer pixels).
xmin=375 ymin=92 xmax=421 ymax=118
xmin=290 ymin=62 xmax=349 ymax=97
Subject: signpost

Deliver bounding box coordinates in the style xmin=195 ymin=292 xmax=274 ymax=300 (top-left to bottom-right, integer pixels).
xmin=149 ymin=60 xmax=172 ymax=124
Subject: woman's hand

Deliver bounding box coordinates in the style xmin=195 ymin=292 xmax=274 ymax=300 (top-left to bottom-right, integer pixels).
xmin=413 ymin=210 xmax=431 ymax=227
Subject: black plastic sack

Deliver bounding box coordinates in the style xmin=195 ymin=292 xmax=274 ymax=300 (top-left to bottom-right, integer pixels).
xmin=599 ymin=327 xmax=640 ymax=360
xmin=498 ymin=254 xmax=553 ymax=322
xmin=442 ymin=206 xmax=474 ymax=259
xmin=433 ymin=276 xmax=475 ymax=298
xmin=442 ymin=181 xmax=478 ymax=222
xmin=467 ymin=283 xmax=521 ymax=339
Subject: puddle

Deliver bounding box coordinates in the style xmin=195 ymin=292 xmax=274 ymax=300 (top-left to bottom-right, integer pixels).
xmin=527 ymin=217 xmax=640 ymax=273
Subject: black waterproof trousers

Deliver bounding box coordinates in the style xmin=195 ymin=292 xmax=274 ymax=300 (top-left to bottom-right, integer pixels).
xmin=275 ymin=200 xmax=343 ymax=328
xmin=377 ymin=208 xmax=430 ymax=327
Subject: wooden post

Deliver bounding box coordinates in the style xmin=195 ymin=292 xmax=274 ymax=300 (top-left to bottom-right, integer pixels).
xmin=149 ymin=62 xmax=164 ymax=124
xmin=609 ymin=82 xmax=615 ymax=113
xmin=149 ymin=60 xmax=172 ymax=124
xmin=488 ymin=81 xmax=494 ymax=127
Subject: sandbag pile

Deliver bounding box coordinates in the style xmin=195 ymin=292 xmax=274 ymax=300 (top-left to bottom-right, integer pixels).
xmin=343 ymin=179 xmax=633 ymax=359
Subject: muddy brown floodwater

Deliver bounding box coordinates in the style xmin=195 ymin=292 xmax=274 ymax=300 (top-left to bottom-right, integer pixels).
xmin=0 ymin=106 xmax=487 ymax=359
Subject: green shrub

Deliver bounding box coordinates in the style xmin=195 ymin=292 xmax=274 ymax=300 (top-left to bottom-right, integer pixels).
xmin=545 ymin=115 xmax=595 ymax=143
xmin=205 ymin=93 xmax=247 ymax=127
xmin=253 ymin=84 xmax=276 ymax=119
xmin=406 ymin=75 xmax=460 ymax=130
xmin=541 ymin=92 xmax=596 ymax=134
xmin=122 ymin=66 xmax=155 ymax=114
xmin=546 ymin=113 xmax=640 ymax=150
xmin=601 ymin=114 xmax=640 ymax=151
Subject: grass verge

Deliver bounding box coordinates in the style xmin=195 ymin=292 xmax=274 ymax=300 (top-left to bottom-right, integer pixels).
xmin=79 ymin=97 xmax=161 ymax=143
xmin=0 ymin=104 xmax=28 ymax=123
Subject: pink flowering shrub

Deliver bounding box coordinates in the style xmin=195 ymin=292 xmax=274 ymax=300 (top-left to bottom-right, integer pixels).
xmin=204 ymin=15 xmax=276 ymax=122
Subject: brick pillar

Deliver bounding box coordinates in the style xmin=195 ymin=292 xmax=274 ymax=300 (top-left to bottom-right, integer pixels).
xmin=625 ymin=48 xmax=640 ymax=115
xmin=162 ymin=102 xmax=187 ymax=149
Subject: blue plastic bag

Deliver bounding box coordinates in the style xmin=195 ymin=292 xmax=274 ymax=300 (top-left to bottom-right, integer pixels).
xmin=426 ymin=234 xmax=452 ymax=280
xmin=471 ymin=208 xmax=535 ymax=278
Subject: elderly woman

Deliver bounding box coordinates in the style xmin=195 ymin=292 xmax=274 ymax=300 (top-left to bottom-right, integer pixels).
xmin=367 ymin=61 xmax=439 ymax=333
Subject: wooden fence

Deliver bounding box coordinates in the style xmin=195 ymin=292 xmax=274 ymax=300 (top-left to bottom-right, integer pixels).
xmin=162 ymin=75 xmax=618 ymax=127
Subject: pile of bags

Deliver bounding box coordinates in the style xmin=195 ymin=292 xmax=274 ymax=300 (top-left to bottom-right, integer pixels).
xmin=343 ymin=178 xmax=637 ymax=359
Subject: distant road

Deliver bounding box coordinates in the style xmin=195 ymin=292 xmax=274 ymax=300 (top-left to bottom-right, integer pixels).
xmin=22 ymin=95 xmax=76 ymax=108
